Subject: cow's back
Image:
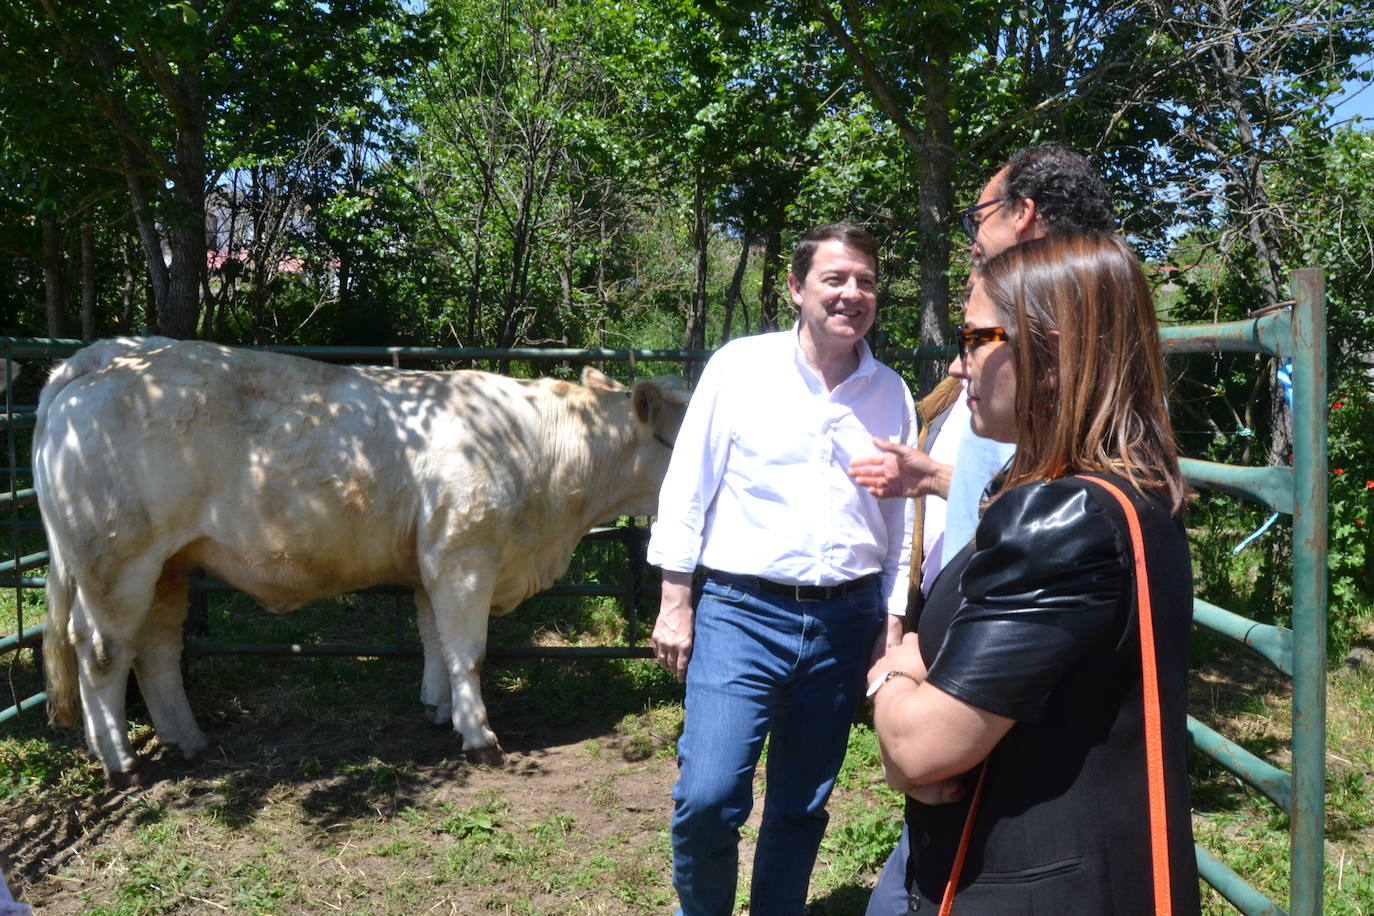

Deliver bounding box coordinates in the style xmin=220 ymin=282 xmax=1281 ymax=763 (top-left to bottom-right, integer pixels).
xmin=34 ymin=339 xmax=497 ymax=610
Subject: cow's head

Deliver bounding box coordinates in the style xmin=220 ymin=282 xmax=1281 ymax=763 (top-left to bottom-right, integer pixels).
xmin=581 ymin=366 xmax=691 ymax=517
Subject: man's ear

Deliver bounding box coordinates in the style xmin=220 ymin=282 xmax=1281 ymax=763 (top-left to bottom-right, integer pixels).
xmin=787 ymin=272 xmax=805 ymax=307
xmin=1013 ymin=197 xmax=1039 ymax=240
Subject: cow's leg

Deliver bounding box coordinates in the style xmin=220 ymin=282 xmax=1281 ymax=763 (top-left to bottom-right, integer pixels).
xmin=422 ymin=569 xmax=503 ymax=766
xmin=414 ymin=591 xmax=452 ymax=726
xmin=132 ymin=557 xmax=208 ymax=761
xmin=70 ymin=591 xmax=142 ymax=786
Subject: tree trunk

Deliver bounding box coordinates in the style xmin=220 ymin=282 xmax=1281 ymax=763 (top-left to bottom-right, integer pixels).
xmin=683 ymin=168 xmax=709 ymax=353
xmin=161 ymin=211 xmax=203 ymax=340
xmin=1208 ymin=1 xmax=1290 ymax=466
xmin=120 ymin=233 xmax=141 ymax=333
xmin=595 ymin=209 xmax=609 ymax=350
xmin=914 ymin=42 xmax=954 ymax=397
xmin=467 ymin=168 xmax=493 ymax=348
xmin=159 ymin=72 xmax=208 ymax=340
xmin=759 ymin=227 xmax=782 ymax=332
xmin=560 ymin=186 xmax=574 ymax=337
xmin=720 ymin=232 xmax=751 ymax=344
xmin=80 ymin=220 xmax=97 ymax=339
xmin=499 ymin=175 xmax=536 ymax=351
xmin=41 ymin=210 xmax=67 ymax=338
xmin=117 ymin=139 xmax=170 ymax=333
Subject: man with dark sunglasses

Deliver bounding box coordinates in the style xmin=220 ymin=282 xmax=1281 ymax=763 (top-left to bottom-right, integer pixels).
xmin=857 ymin=143 xmax=1115 ymax=916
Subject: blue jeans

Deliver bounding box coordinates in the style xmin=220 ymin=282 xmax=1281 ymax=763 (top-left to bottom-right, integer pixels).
xmin=671 ymin=572 xmax=883 ymax=916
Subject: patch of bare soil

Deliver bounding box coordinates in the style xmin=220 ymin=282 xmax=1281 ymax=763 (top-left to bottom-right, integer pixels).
xmin=4 ymin=711 xmax=684 ymax=914
xmin=0 ymin=639 xmax=708 ymax=916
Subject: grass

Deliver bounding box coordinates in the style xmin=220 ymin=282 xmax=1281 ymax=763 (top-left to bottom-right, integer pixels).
xmin=1190 ymin=651 xmax=1374 ymax=915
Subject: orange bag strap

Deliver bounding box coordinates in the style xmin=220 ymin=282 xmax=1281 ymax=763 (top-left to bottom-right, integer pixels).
xmin=938 ymin=761 xmax=989 ymax=916
xmin=936 ymin=474 xmax=1173 ymax=915
xmin=1077 ymin=474 xmax=1174 ymax=916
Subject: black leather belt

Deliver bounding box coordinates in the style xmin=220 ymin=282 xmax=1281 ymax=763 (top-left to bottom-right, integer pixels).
xmin=707 ymin=570 xmax=879 ymax=603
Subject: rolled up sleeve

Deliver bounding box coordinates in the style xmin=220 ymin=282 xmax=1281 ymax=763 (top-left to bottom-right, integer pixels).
xmin=646 ymin=355 xmax=732 ymax=574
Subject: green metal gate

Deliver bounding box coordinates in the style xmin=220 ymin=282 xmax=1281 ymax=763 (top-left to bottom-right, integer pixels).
xmin=1157 ymin=269 xmax=1328 ymax=915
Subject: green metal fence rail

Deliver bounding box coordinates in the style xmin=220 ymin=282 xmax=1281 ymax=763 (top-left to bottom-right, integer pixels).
xmin=2 ymin=339 xmax=38 ymax=726
xmin=1158 ymin=268 xmax=1327 ymax=916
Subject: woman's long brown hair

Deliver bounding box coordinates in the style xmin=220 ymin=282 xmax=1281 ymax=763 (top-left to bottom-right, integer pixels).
xmin=980 ymin=232 xmax=1187 ymax=514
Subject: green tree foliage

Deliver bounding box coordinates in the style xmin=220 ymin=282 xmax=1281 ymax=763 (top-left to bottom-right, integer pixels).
xmin=0 ymin=0 xmax=419 ymax=339
xmin=1166 ymin=124 xmax=1374 ymax=643
xmin=1287 ymin=129 xmax=1374 ymax=623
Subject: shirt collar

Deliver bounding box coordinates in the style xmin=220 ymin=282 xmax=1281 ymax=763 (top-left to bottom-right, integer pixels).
xmin=789 ymin=322 xmax=878 ymax=388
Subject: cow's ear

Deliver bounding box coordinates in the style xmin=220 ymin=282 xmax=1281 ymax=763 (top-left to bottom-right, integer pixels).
xmin=581 ymin=366 xmax=627 ymax=392
xmin=631 ymin=382 xmax=659 ymax=424
xmin=631 ymin=376 xmax=688 ymax=424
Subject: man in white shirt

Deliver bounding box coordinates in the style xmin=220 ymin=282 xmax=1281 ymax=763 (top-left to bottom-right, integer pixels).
xmin=853 ymin=143 xmax=1116 ymax=916
xmin=648 ymin=222 xmax=916 ymax=916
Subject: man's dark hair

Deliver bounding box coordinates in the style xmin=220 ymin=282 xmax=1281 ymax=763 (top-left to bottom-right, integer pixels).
xmin=1000 ymin=144 xmax=1115 ymax=233
xmin=790 ymin=221 xmax=879 ymax=283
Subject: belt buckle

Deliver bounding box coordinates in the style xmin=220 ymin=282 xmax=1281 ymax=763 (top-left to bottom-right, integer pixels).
xmin=795 ymin=584 xmax=825 ymax=602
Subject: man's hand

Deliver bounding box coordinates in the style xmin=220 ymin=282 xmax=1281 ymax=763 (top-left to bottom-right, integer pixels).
xmin=849 ymin=438 xmax=952 ymax=501
xmin=652 ymin=571 xmax=695 ymax=682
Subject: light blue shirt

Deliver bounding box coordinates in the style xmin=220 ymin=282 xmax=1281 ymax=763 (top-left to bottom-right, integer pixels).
xmin=942 ymin=424 xmax=1016 ymax=567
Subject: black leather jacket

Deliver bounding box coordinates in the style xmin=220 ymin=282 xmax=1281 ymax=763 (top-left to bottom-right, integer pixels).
xmin=904 ymin=474 xmax=1200 ymax=916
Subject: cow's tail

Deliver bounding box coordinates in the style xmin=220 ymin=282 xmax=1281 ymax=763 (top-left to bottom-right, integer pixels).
xmin=33 ymin=340 xmax=154 ymax=727
xmin=41 ymin=533 xmax=79 ymax=727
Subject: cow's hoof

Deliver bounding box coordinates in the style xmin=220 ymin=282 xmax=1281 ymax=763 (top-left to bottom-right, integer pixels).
xmin=464 ymin=744 xmax=506 ymax=768
xmin=180 ymin=742 xmax=214 ymax=764
xmin=108 ymin=766 xmax=150 ymax=791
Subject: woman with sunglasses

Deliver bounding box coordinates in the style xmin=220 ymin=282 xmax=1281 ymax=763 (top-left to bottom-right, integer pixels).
xmin=857 ymin=232 xmax=1200 ymax=914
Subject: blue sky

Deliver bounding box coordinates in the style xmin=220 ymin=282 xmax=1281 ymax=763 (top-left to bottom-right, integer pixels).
xmin=1332 ymin=61 xmax=1374 ymax=129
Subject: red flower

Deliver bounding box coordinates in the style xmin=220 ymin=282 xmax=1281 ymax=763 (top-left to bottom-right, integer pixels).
xmin=1334 ymin=468 xmax=1344 ymax=475
xmin=1367 ymin=480 xmax=1374 ymax=489
xmin=1333 ymin=401 xmax=1345 ymax=409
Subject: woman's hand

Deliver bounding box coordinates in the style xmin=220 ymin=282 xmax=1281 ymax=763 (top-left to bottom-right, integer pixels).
xmin=849 ymin=438 xmax=952 ymax=500
xmin=869 ymin=632 xmax=1014 ymax=791
xmin=867 ymin=632 xmax=928 ymax=687
xmin=905 ymin=778 xmax=967 ymax=805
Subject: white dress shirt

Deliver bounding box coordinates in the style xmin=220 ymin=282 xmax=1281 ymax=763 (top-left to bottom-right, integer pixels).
xmin=647 ymin=328 xmax=916 ymax=616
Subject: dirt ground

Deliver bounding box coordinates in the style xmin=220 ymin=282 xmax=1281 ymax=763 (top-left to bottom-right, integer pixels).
xmin=7 ymin=627 xmax=1362 ymax=914
xmin=0 ymin=653 xmax=822 ymax=915
xmin=3 ymin=718 xmax=694 ymax=912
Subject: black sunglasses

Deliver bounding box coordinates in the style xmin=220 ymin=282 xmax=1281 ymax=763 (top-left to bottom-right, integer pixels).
xmin=954 ymin=324 xmax=1009 ymax=361
xmin=958 ymin=197 xmax=1009 ymax=241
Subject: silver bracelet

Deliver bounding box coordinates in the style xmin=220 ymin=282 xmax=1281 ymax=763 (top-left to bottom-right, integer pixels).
xmin=865 ymin=669 xmax=921 ymax=700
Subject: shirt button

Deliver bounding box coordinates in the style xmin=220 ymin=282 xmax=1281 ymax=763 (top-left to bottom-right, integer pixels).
xmin=919 ymin=832 xmax=932 ymax=849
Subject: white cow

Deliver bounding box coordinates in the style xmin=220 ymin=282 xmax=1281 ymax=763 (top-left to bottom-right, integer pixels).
xmin=34 ymin=337 xmax=689 ymax=786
